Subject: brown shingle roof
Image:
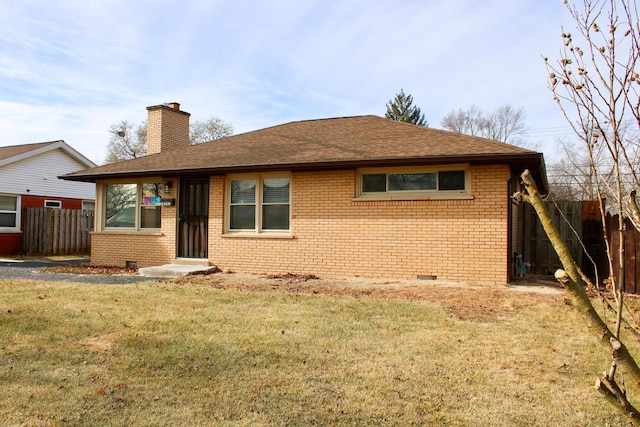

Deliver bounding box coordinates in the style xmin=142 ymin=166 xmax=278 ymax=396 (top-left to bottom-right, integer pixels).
xmin=62 ymin=115 xmax=546 ymax=189
xmin=0 ymin=141 xmax=59 ymax=162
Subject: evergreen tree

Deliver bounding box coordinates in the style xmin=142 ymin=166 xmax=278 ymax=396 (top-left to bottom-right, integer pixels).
xmin=385 ymin=89 xmax=427 ymax=126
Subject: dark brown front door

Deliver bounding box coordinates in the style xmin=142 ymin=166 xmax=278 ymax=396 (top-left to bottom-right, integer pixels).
xmin=178 ymin=177 xmax=209 ymax=258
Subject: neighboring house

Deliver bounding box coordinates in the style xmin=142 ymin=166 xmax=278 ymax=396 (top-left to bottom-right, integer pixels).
xmin=62 ymin=103 xmax=548 ymax=285
xmin=0 ymin=140 xmax=96 ymax=254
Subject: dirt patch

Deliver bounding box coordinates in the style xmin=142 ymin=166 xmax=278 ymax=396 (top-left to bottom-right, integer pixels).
xmin=173 ymin=272 xmax=565 ymax=322
xmin=31 ymin=264 xmax=568 ymax=322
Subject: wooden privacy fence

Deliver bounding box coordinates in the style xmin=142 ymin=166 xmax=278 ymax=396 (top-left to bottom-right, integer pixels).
xmin=518 ymin=200 xmax=640 ymax=293
xmin=23 ymin=207 xmax=94 ymax=255
xmin=519 ymin=200 xmax=583 ymax=276
xmin=607 ymin=214 xmax=640 ymax=294
xmin=518 ymin=200 xmax=608 ymax=280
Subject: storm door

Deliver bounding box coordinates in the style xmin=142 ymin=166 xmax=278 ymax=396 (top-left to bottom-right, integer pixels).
xmin=178 ymin=177 xmax=209 ymax=258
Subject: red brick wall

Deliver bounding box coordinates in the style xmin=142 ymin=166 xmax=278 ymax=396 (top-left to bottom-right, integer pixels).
xmin=21 ymin=195 xmax=84 ymax=209
xmin=0 ymin=234 xmax=22 ymax=255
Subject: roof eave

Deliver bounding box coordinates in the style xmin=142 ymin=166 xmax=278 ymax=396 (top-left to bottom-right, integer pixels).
xmin=61 ymin=152 xmax=546 ymax=189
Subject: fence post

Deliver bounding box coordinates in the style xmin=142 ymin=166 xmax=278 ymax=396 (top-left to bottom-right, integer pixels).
xmin=22 ymin=207 xmax=30 ymax=254
xmin=44 ymin=208 xmax=53 ymax=256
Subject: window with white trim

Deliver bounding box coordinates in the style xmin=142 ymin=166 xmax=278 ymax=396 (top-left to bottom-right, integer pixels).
xmin=228 ymin=174 xmax=290 ymax=232
xmin=357 ymin=166 xmax=470 ymax=199
xmin=103 ymin=180 xmax=162 ymax=230
xmin=44 ymin=200 xmax=62 ymax=209
xmin=82 ymin=200 xmax=95 ymax=211
xmin=0 ymin=194 xmax=20 ymax=231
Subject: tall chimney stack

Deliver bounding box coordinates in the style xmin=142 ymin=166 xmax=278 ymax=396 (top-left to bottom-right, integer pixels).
xmin=146 ymin=102 xmax=191 ymax=155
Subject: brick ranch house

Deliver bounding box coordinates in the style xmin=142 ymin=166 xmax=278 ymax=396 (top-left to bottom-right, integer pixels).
xmin=62 ymin=103 xmax=548 ymax=285
xmin=0 ymin=140 xmax=96 ymax=254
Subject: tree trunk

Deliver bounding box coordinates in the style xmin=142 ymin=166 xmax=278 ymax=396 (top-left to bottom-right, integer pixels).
xmin=517 ymin=169 xmax=640 ymax=393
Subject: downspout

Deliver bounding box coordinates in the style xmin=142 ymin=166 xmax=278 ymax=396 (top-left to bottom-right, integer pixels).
xmin=507 ymin=177 xmax=514 ymax=283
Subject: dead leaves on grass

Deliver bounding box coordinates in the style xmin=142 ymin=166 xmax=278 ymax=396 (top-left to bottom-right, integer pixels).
xmin=39 ymin=264 xmax=137 ymax=275
xmin=187 ymin=266 xmax=222 ymax=276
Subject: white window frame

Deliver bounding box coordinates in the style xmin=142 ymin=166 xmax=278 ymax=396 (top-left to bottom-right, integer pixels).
xmin=82 ymin=200 xmax=95 ymax=211
xmin=0 ymin=194 xmax=21 ymax=232
xmin=98 ymin=178 xmax=163 ymax=232
xmin=354 ymin=164 xmax=472 ymax=201
xmin=224 ymin=173 xmax=292 ymax=237
xmin=44 ymin=200 xmax=62 ymax=209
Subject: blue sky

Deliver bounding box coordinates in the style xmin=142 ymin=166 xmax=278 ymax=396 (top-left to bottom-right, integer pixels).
xmin=0 ymin=1 xmax=574 ymax=164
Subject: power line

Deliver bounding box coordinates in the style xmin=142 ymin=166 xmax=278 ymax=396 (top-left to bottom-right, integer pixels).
xmin=522 ymin=126 xmax=574 ymax=134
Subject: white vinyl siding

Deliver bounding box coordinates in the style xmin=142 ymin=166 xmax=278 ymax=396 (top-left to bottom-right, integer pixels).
xmin=0 ymin=148 xmax=95 ymax=200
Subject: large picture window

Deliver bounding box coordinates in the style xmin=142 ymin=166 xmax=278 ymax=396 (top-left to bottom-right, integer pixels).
xmin=357 ymin=166 xmax=469 ymax=200
xmin=0 ymin=194 xmax=20 ymax=230
xmin=228 ymin=175 xmax=290 ymax=233
xmin=104 ymin=180 xmax=162 ymax=230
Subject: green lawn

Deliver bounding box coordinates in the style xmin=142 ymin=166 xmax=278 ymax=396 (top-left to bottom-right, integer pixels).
xmin=0 ymin=277 xmax=631 ymax=426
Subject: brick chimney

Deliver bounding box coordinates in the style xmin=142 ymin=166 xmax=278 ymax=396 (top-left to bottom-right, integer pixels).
xmin=146 ymin=102 xmax=191 ymax=154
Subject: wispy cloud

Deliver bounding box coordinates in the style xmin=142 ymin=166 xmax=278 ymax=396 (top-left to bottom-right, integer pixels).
xmin=0 ymin=0 xmax=572 ymax=162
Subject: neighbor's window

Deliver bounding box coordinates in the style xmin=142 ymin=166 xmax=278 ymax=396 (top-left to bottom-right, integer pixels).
xmin=104 ymin=180 xmax=162 ymax=230
xmin=228 ymin=175 xmax=290 ymax=232
xmin=358 ymin=166 xmax=468 ymax=198
xmin=44 ymin=200 xmax=62 ymax=209
xmin=0 ymin=194 xmax=19 ymax=230
xmin=82 ymin=200 xmax=95 ymax=211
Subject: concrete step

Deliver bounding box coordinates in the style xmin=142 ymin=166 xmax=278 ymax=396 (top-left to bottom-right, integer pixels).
xmin=172 ymin=258 xmax=210 ymax=266
xmin=139 ymin=263 xmax=217 ymax=278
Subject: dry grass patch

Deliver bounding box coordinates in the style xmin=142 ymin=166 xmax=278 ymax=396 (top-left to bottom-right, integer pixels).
xmin=0 ymin=275 xmax=633 ymax=426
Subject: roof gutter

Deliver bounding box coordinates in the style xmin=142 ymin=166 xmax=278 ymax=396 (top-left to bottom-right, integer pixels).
xmin=60 ymin=152 xmax=547 ymax=192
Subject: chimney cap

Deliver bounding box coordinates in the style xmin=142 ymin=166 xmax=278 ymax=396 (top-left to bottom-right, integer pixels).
xmin=146 ymin=103 xmax=190 ymax=116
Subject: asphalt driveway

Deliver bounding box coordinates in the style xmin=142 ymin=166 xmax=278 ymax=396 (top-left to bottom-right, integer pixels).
xmin=0 ymin=258 xmax=162 ymax=284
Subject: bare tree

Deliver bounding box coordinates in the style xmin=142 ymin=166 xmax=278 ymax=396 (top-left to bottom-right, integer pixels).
xmin=547 ymin=139 xmax=602 ymax=200
xmin=440 ymin=104 xmax=531 ymax=147
xmin=519 ymin=0 xmax=640 ymax=420
xmin=440 ymin=105 xmax=485 ymax=136
xmin=514 ymin=172 xmax=640 ymax=420
xmin=190 ymin=116 xmax=234 ymax=144
xmin=105 ymin=116 xmax=233 ymax=164
xmin=544 ymin=0 xmax=640 ymax=225
xmin=105 ymin=120 xmax=147 ymax=164
xmin=484 ymin=105 xmax=527 ymax=145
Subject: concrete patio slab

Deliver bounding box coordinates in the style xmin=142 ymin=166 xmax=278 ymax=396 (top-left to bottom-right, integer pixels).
xmin=139 ymin=262 xmax=217 ymax=278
